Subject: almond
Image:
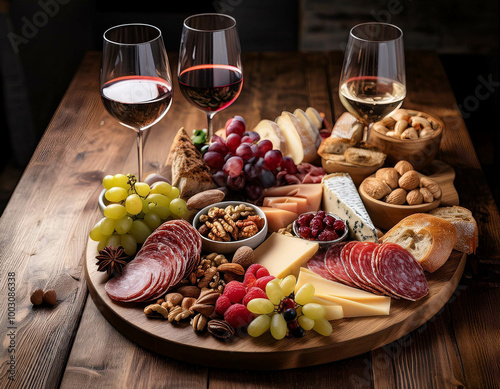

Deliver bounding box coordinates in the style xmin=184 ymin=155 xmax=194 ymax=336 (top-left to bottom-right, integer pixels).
xmin=186 ymin=189 xmax=226 ymax=210
xmin=406 ymin=189 xmax=424 ymax=205
xmin=231 ymin=246 xmax=254 ymax=269
xmin=30 ymin=289 xmax=44 ymax=306
xmin=385 ymin=188 xmax=407 ymax=205
xmin=375 ymin=168 xmax=399 ymax=189
xmin=399 ymin=170 xmax=420 ymax=191
xmin=361 ymin=177 xmax=392 ymax=200
xmin=176 ymin=286 xmax=201 ymax=298
xmin=217 ymin=262 xmax=245 ymax=276
xmin=394 ymin=160 xmax=413 ymax=176
xmin=43 ymin=289 xmax=57 ymax=306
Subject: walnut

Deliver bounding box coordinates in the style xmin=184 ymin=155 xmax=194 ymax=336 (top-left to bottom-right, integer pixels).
xmin=206 ymin=220 xmax=231 ymax=241
xmin=245 ymin=215 xmax=265 ymax=230
xmin=220 ymin=216 xmax=239 ymax=239
xmin=236 ymin=220 xmax=259 ymax=238
xmin=208 ymin=207 xmax=226 ymax=219
xmin=224 ymin=204 xmax=255 ymax=221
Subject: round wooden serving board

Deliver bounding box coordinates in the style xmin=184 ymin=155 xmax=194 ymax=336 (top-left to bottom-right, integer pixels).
xmin=85 ymin=239 xmax=466 ymax=370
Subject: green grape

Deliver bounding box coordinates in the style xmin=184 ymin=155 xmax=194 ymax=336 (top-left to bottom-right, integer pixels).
xmin=125 ymin=194 xmax=143 ymax=215
xmin=151 ymin=181 xmax=172 ymax=197
xmin=247 ymin=298 xmax=275 ymax=315
xmin=266 ymin=282 xmax=284 ymax=305
xmin=268 ymin=278 xmax=281 ymax=286
xmin=112 ymin=174 xmax=129 ymax=189
xmin=97 ymin=237 xmax=109 ymax=252
xmin=141 ymin=198 xmax=151 ymax=214
xmin=120 ymin=234 xmax=137 ymax=256
xmin=247 ymin=315 xmax=271 ymax=337
xmin=169 ymin=186 xmax=180 ymax=199
xmin=90 ymin=221 xmax=107 ymax=241
xmin=144 ymin=212 xmax=161 ymax=230
xmin=103 ymin=204 xmax=127 ymax=219
xmin=99 ymin=217 xmax=115 ymax=235
xmin=313 ymin=318 xmax=333 ymax=337
xmin=154 ymin=206 xmax=170 ymax=220
xmin=105 ymin=187 xmax=128 ymax=202
xmin=107 ymin=234 xmax=121 ymax=248
xmin=169 ymin=198 xmax=187 ymax=217
xmin=134 ymin=182 xmax=150 ymax=197
xmin=280 ymin=275 xmax=296 ymax=296
xmin=102 ymin=175 xmax=114 ymax=190
xmin=115 ymin=216 xmax=133 ymax=234
xmin=302 ymin=303 xmax=326 ymax=320
xmin=270 ymin=313 xmax=287 ymax=340
xmin=295 ymin=283 xmax=315 ymax=305
xmin=298 ymin=315 xmax=314 ymax=331
xmin=146 ymin=193 xmax=170 ymax=208
xmin=129 ymin=220 xmax=152 ymax=244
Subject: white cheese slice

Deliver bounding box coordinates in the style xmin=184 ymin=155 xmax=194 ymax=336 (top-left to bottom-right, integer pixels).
xmin=316 ymin=294 xmax=390 ymax=317
xmin=321 ymin=173 xmax=378 ymax=242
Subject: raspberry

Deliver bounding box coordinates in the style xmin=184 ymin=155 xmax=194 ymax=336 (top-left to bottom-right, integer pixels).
xmin=256 ymin=267 xmax=270 ymax=279
xmin=215 ymin=295 xmax=232 ymax=315
xmin=255 ymin=275 xmax=275 ymax=290
xmin=242 ymin=287 xmax=268 ymax=306
xmin=224 ymin=303 xmax=254 ymax=328
xmin=243 ymin=273 xmax=257 ymax=290
xmin=223 ymin=281 xmax=246 ymax=304
xmin=318 ymin=230 xmax=338 ymax=241
xmin=297 ymin=213 xmax=314 ymax=227
xmin=246 ymin=264 xmax=265 ymax=277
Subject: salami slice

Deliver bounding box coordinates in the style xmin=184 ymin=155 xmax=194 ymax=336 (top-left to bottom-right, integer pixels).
xmin=372 ymin=243 xmax=429 ymax=301
xmin=306 ymin=249 xmax=333 ymax=280
xmin=356 ymin=243 xmax=394 ymax=296
xmin=127 ymin=257 xmax=165 ymax=302
xmin=336 ymin=242 xmax=360 ymax=287
xmin=347 ymin=242 xmax=381 ymax=294
xmin=324 ymin=242 xmax=356 ymax=286
xmin=105 ymin=261 xmax=153 ymax=301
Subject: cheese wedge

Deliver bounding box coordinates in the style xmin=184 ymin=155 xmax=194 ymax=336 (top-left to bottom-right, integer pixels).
xmin=322 ymin=173 xmax=378 ymax=242
xmin=263 ymin=196 xmax=309 ymax=215
xmin=316 ymin=294 xmax=390 ymax=317
xmin=297 ymin=268 xmax=390 ymax=303
xmin=258 ymin=206 xmax=297 ymax=232
xmin=276 ymin=111 xmax=317 ymax=164
xmin=306 ymin=107 xmax=323 ymax=130
xmin=263 ymin=184 xmax=322 ymax=213
xmin=253 ymin=119 xmax=288 ymax=155
xmin=310 ymin=296 xmax=344 ymax=320
xmin=294 ymin=109 xmax=321 ymax=148
xmin=254 ymin=233 xmax=318 ymax=279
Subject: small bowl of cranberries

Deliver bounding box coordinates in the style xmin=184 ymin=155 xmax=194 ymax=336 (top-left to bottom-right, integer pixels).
xmin=293 ymin=211 xmax=348 ymax=247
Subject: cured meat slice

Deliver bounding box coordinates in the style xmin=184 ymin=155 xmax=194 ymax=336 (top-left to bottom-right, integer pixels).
xmin=348 ymin=242 xmax=381 ymax=294
xmin=337 ymin=241 xmax=360 ymax=287
xmin=306 ymin=249 xmax=333 ymax=280
xmin=356 ymin=243 xmax=394 ymax=296
xmin=127 ymin=257 xmax=165 ymax=302
xmin=324 ymin=242 xmax=355 ymax=286
xmin=372 ymin=243 xmax=429 ymax=301
xmin=105 ymin=261 xmax=153 ymax=301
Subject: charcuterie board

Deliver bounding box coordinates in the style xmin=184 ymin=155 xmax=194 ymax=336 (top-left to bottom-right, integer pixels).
xmin=85 ymin=238 xmax=466 ymax=370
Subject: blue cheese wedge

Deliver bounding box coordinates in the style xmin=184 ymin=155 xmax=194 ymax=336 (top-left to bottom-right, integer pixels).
xmin=322 ymin=173 xmax=378 ymax=242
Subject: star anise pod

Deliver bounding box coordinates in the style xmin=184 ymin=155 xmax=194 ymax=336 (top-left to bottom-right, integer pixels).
xmin=95 ymin=245 xmax=129 ymax=277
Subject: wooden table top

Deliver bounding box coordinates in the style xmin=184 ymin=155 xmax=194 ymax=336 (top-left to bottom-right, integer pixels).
xmin=1 ymin=51 xmax=499 ymax=388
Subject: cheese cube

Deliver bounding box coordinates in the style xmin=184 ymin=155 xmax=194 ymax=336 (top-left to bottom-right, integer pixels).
xmin=259 ymin=207 xmax=298 ymax=232
xmin=263 ymin=183 xmax=322 ymax=213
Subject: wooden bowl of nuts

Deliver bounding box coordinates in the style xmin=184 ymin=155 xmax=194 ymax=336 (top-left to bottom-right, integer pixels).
xmin=368 ymin=109 xmax=443 ymax=171
xmin=193 ymin=201 xmax=268 ymax=254
xmin=358 ymin=161 xmax=442 ymax=230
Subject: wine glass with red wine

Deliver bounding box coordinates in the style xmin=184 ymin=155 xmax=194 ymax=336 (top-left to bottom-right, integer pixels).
xmin=339 ymin=23 xmax=406 ymax=133
xmin=100 ymin=24 xmax=173 ymax=180
xmin=178 ymin=13 xmax=243 ymax=140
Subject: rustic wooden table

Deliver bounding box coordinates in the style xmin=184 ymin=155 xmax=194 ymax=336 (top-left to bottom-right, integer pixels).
xmin=1 ymin=51 xmax=499 ymax=388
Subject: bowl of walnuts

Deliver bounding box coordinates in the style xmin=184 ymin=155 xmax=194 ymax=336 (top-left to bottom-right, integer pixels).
xmin=368 ymin=108 xmax=443 ymax=171
xmin=359 ymin=160 xmax=442 ymax=230
xmin=193 ymin=201 xmax=268 ymax=254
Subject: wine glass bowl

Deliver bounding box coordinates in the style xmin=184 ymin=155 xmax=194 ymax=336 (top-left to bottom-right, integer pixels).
xmin=178 ymin=13 xmax=243 ymax=139
xmin=100 ymin=23 xmax=172 ymax=180
xmin=339 ymin=23 xmax=406 ymax=127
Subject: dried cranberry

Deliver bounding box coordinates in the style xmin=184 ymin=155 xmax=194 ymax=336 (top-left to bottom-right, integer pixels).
xmin=333 ymin=219 xmax=345 ymax=231
xmin=323 ymin=215 xmax=335 ymax=227
xmin=311 ymin=228 xmax=320 ymax=237
xmin=318 ymin=230 xmax=339 ymax=241
xmin=298 ymin=226 xmax=312 ymax=238
xmin=316 ymin=210 xmax=326 ymax=219
xmin=310 ymin=217 xmax=323 ymax=230
xmin=297 ymin=213 xmax=314 ymax=227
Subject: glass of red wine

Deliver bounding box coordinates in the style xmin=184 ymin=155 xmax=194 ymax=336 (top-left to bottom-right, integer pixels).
xmin=178 ymin=13 xmax=243 ymax=140
xmin=100 ymin=23 xmax=173 ymax=180
xmin=339 ymin=23 xmax=406 ymax=132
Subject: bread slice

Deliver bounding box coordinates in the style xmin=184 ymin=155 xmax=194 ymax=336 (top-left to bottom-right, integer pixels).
xmin=331 ymin=112 xmax=364 ymax=143
xmin=166 ymin=128 xmax=216 ymax=199
xmin=276 ymin=112 xmax=317 ymax=164
xmin=294 ymin=109 xmax=321 ymax=147
xmin=344 ymin=147 xmax=386 ymax=167
xmin=429 ymin=206 xmax=478 ymax=254
xmin=305 ymin=107 xmax=323 ymax=130
xmin=253 ymin=119 xmax=288 ymax=155
xmin=380 ymin=213 xmax=457 ymax=273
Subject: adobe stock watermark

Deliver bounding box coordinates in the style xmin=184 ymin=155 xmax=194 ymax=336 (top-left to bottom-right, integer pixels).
xmin=213 ymin=0 xmax=243 ymax=14
xmin=8 ymin=0 xmax=71 ymax=54
xmin=457 ymin=74 xmax=499 ymax=119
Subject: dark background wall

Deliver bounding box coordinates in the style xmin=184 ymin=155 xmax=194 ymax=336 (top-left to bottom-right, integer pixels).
xmin=0 ymin=0 xmax=498 ymax=213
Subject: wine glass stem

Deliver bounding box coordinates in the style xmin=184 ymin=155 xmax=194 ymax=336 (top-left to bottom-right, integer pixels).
xmin=136 ymin=130 xmax=144 ymax=181
xmin=206 ymin=112 xmax=215 ymax=140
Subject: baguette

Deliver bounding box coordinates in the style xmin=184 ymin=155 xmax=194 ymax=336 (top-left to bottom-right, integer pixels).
xmin=380 ymin=213 xmax=457 ymax=273
xmin=429 ymin=206 xmax=478 ymax=254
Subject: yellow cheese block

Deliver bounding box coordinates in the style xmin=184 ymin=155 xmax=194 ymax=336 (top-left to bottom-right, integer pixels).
xmin=310 ymin=296 xmax=344 ymax=320
xmin=316 ymin=294 xmax=390 ymax=317
xmin=263 ymin=183 xmax=322 ymax=213
xmin=258 ymin=206 xmax=298 ymax=232
xmin=253 ymin=233 xmax=319 ymax=279
xmin=297 ymin=268 xmax=390 ymax=304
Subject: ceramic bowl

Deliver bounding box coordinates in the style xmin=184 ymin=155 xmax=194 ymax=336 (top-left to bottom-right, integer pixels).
xmin=193 ymin=201 xmax=268 ymax=254
xmin=292 ymin=211 xmax=348 ymax=248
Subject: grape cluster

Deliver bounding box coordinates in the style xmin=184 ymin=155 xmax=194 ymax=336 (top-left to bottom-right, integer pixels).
xmin=89 ymin=173 xmax=188 ymax=256
xmin=246 ymin=276 xmax=333 ymax=339
xmin=203 ymin=116 xmax=297 ymax=200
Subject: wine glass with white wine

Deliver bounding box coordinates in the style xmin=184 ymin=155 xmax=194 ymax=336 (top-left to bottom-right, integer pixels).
xmin=339 ymin=23 xmax=406 ymax=137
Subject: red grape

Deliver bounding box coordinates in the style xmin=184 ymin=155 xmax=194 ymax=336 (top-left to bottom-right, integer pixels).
xmin=227 ymin=174 xmax=245 ymax=191
xmin=280 ymin=156 xmax=297 ymax=174
xmin=257 ymin=139 xmax=273 ymax=157
xmin=225 ymin=116 xmax=246 ymax=137
xmin=226 ymin=133 xmax=241 ymax=152
xmin=208 ymin=142 xmax=228 ymax=157
xmin=250 ymin=144 xmax=259 ymax=156
xmin=243 ymin=163 xmax=261 ymax=181
xmin=244 ymin=181 xmax=263 ymax=200
xmin=260 ymin=169 xmax=277 ymax=188
xmin=241 ymin=135 xmax=255 ymax=144
xmin=212 ymin=170 xmax=228 ymax=187
xmin=210 ymin=134 xmax=225 ymax=144
xmin=235 ymin=143 xmax=254 ymax=160
xmin=204 ymin=151 xmax=224 ymax=170
xmin=243 ymin=131 xmax=260 ymax=143
xmin=264 ymin=149 xmax=283 ymax=170
xmin=223 ymin=156 xmax=244 ymax=178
